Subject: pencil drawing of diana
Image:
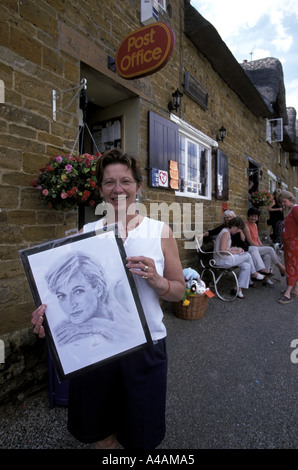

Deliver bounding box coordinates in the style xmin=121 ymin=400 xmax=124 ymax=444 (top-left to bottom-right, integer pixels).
xmin=22 ymin=228 xmax=150 ymax=378
xmin=46 ymin=252 xmax=116 ymax=346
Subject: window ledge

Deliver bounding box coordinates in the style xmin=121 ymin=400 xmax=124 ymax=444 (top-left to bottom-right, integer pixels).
xmin=175 ymin=191 xmax=211 ymax=201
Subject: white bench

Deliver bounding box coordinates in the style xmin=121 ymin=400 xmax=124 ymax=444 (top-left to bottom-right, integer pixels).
xmin=195 ymin=237 xmax=240 ymax=302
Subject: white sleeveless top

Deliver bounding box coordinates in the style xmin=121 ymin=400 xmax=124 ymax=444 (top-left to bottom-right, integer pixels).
xmin=83 ymin=217 xmax=166 ymax=341
xmin=214 ymin=228 xmax=231 ymax=264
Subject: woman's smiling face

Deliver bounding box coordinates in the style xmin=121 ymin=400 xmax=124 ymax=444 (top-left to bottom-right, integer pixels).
xmin=248 ymin=213 xmax=259 ymax=223
xmin=55 ymin=271 xmax=102 ymax=324
xmin=100 ymin=163 xmax=141 ymax=217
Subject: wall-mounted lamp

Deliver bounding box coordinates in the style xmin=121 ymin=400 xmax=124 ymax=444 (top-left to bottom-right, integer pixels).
xmin=216 ymin=125 xmax=227 ymax=142
xmin=168 ymin=89 xmax=183 ymax=112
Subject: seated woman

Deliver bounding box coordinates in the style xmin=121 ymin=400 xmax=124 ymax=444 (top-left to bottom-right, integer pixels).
xmin=203 ymin=210 xmax=271 ymax=280
xmin=214 ymin=217 xmax=265 ymax=299
xmin=203 ymin=210 xmax=236 ymax=239
xmin=232 ymin=222 xmax=271 ymax=280
xmin=243 ymin=207 xmax=286 ymax=279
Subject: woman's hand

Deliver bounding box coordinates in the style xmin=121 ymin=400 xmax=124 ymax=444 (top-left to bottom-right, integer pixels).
xmin=31 ymin=304 xmax=46 ymax=338
xmin=126 ymin=256 xmax=163 ymax=291
xmin=54 ymin=319 xmax=114 ymax=346
xmin=126 ymin=254 xmax=184 ymax=300
xmin=231 ymin=247 xmax=244 ymax=254
xmin=126 ymin=225 xmax=185 ymax=302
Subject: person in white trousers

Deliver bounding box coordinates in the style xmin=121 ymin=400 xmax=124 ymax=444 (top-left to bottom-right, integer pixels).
xmin=244 ymin=208 xmax=286 ymax=280
xmin=214 ymin=217 xmax=265 ymax=299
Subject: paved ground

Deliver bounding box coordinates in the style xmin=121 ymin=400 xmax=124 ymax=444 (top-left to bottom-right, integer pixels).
xmin=0 ymin=268 xmax=297 ymax=449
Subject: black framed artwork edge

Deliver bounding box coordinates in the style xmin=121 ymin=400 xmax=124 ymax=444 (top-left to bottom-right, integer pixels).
xmin=19 ymin=224 xmax=152 ymax=382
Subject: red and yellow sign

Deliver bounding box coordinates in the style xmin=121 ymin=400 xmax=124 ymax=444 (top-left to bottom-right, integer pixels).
xmin=115 ymin=22 xmax=175 ymax=79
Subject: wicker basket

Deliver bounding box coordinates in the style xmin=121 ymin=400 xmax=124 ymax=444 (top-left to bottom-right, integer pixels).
xmin=172 ymin=293 xmax=208 ymax=320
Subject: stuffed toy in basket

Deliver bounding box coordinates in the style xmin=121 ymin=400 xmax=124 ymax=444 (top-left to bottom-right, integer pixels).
xmin=172 ymin=268 xmax=212 ymax=320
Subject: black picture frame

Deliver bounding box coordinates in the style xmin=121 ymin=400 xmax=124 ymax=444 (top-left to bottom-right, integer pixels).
xmin=19 ymin=224 xmax=152 ymax=381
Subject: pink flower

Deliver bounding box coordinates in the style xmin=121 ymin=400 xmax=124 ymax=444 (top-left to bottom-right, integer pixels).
xmin=33 ymin=153 xmax=103 ymax=209
xmin=83 ymin=155 xmax=91 ymax=167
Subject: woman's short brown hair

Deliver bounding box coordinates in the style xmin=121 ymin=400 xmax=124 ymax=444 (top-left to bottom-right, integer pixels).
xmin=96 ymin=148 xmax=143 ymax=188
xmin=227 ymin=216 xmax=245 ymax=230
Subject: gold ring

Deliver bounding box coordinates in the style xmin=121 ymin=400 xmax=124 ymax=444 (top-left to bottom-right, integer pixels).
xmin=143 ymin=265 xmax=149 ymax=272
xmin=142 ymin=275 xmax=147 ymax=279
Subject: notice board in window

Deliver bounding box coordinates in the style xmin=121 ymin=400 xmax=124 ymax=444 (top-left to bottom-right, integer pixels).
xmin=92 ymin=117 xmax=122 ymax=154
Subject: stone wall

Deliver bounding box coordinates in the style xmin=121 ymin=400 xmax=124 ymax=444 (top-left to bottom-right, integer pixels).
xmin=0 ymin=327 xmax=47 ymax=404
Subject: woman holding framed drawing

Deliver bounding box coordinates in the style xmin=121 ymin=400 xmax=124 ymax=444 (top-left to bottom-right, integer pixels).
xmin=31 ymin=148 xmax=185 ymax=449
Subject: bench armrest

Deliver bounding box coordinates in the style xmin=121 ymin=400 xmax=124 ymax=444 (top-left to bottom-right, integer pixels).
xmin=195 ymin=236 xmax=236 ymax=267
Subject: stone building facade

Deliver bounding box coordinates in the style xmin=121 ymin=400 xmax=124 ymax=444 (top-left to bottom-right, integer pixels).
xmin=0 ymin=0 xmax=297 ymax=400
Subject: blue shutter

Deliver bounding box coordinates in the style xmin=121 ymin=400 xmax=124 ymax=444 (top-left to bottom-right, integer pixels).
xmin=215 ymin=149 xmax=229 ymax=200
xmin=148 ymin=111 xmax=179 ymax=187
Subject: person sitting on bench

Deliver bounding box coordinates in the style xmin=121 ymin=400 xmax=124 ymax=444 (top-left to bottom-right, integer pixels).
xmin=214 ymin=217 xmax=265 ymax=299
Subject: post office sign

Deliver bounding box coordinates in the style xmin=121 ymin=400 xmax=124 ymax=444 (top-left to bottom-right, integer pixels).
xmin=115 ymin=22 xmax=175 ymax=79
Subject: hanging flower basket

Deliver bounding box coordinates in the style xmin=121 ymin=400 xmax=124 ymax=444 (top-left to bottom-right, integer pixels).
xmin=31 ymin=153 xmax=102 ymax=210
xmin=250 ymin=190 xmax=274 ymax=207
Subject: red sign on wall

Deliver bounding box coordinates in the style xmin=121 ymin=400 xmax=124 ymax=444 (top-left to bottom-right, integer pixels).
xmin=115 ymin=22 xmax=175 ymax=80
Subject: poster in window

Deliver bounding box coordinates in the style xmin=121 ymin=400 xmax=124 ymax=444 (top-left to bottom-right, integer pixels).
xmin=92 ymin=118 xmax=122 ymax=154
xmin=19 ymin=225 xmax=152 ymax=381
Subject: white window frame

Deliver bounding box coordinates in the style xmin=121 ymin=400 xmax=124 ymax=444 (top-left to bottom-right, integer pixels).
xmin=170 ymin=114 xmax=217 ymax=200
xmin=157 ymin=0 xmax=166 ymax=11
xmin=267 ymin=170 xmax=288 ymax=194
xmin=267 ymin=170 xmax=277 ymax=193
xmin=266 ymin=118 xmax=283 ymax=143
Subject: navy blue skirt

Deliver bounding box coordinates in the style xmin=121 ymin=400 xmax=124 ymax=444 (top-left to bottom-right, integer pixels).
xmin=67 ymin=338 xmax=167 ymax=449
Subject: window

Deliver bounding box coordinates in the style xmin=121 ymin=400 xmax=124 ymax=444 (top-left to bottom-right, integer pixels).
xmin=157 ymin=0 xmax=166 ymax=10
xmin=266 ymin=118 xmax=283 ymax=143
xmin=267 ymin=170 xmax=277 ymax=194
xmin=245 ymin=155 xmax=260 ymax=193
xmin=148 ymin=112 xmax=215 ymax=199
xmin=172 ymin=115 xmax=214 ymax=200
xmin=178 ymin=135 xmax=210 ymax=197
xmin=92 ymin=117 xmax=122 ymax=154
